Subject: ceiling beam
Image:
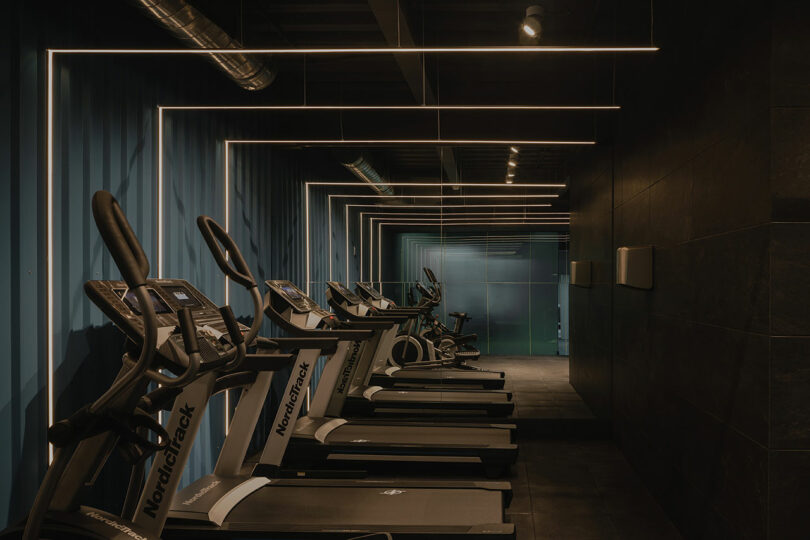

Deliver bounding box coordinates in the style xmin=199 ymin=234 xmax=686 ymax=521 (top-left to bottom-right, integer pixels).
xmin=367 ymin=0 xmax=460 ymax=187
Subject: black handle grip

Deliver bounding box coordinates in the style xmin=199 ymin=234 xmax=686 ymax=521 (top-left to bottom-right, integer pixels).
xmin=416 ymin=282 xmax=432 ymax=296
xmin=219 ymin=305 xmax=244 ymax=345
xmin=423 ymin=267 xmax=437 ymax=283
xmin=92 ymin=191 xmax=149 ymax=288
xmin=197 ymin=216 xmax=256 ymax=288
xmin=176 ymin=308 xmax=199 ymax=355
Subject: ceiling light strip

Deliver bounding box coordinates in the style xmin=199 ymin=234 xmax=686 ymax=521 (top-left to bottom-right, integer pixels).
xmin=50 ymin=47 xmax=659 ymax=54
xmin=230 ymin=139 xmax=594 ymax=145
xmin=161 ymin=105 xmax=620 ymax=110
xmin=311 ymin=182 xmax=566 ymax=188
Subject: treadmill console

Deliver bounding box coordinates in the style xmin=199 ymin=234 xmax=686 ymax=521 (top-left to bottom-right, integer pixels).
xmin=264 ymin=280 xmax=338 ymax=330
xmin=355 ymin=281 xmax=398 ymax=309
xmin=326 ymin=281 xmax=369 ymax=306
xmin=355 ymin=282 xmax=383 ymax=301
xmin=85 ymin=278 xmax=247 ymax=365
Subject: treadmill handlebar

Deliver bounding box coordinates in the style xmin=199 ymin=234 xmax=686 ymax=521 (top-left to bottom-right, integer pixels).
xmin=176 ymin=308 xmax=199 ymax=354
xmin=219 ymin=305 xmax=244 ymax=346
xmin=197 ymin=215 xmax=256 ymax=289
xmin=92 ymin=191 xmax=149 ymax=289
xmin=256 ymin=335 xmax=340 ymax=353
xmin=306 ymin=328 xmax=375 ymax=341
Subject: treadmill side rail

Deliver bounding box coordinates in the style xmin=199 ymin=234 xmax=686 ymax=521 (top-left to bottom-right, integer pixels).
xmin=168 ymin=475 xmax=270 ymax=526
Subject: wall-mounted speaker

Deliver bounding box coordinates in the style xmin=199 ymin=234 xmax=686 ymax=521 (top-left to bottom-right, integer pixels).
xmin=571 ymin=260 xmax=592 ymax=287
xmin=616 ymin=246 xmax=653 ymax=289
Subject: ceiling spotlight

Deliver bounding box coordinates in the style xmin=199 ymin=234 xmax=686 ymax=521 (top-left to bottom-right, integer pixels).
xmin=520 ymin=6 xmax=544 ymax=44
xmin=506 ymin=179 xmax=514 ymax=184
xmin=507 ymin=172 xmax=515 ymax=177
xmin=510 ymin=146 xmax=520 ymax=154
xmin=507 ymin=160 xmax=517 ymax=167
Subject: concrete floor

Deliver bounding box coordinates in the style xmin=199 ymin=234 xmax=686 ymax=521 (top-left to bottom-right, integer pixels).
xmin=479 ymin=356 xmax=683 ymax=540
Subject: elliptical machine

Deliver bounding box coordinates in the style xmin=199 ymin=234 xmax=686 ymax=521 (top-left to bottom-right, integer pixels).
xmin=415 ymin=268 xmax=483 ymax=369
xmin=2 ymin=191 xmax=247 ymax=540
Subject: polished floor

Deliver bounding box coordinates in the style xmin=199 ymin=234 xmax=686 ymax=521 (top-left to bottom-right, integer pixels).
xmin=479 ymin=356 xmax=683 ymax=540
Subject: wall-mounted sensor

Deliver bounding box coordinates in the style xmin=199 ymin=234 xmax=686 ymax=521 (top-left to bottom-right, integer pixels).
xmin=616 ymin=246 xmax=653 ymax=289
xmin=571 ymin=260 xmax=591 ymax=288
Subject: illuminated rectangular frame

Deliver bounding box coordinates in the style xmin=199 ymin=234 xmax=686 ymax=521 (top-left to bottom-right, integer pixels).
xmin=360 ymin=213 xmax=571 ymax=284
xmin=374 ymin=220 xmax=571 ymax=291
xmin=343 ymin=203 xmax=559 ymax=283
xmin=45 ymin=42 xmax=658 ymax=459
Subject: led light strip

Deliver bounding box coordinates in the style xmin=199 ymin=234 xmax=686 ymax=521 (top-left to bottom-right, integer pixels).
xmin=50 ymin=47 xmax=658 ymax=54
xmin=162 ymin=105 xmax=620 ymax=110
xmin=310 ymin=181 xmax=566 ymax=187
xmin=47 ymin=42 xmax=629 ymax=461
xmin=354 ymin=212 xmax=570 ymax=282
xmin=344 ymin=203 xmax=560 ymax=281
xmin=319 ymin=186 xmax=563 ymax=283
xmin=371 ymin=218 xmax=569 ymax=284
xmin=230 ymin=139 xmax=594 ymax=146
xmin=375 ymin=221 xmax=570 ymax=284
xmin=47 ymin=51 xmax=54 ymax=462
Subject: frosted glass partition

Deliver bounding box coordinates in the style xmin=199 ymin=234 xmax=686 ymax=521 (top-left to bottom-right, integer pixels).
xmin=388 ymin=232 xmax=569 ymax=355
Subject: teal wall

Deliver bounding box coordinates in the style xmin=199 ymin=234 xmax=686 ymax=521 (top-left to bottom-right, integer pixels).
xmin=385 ymin=232 xmax=569 ymax=356
xmin=0 ymin=1 xmax=360 ymax=527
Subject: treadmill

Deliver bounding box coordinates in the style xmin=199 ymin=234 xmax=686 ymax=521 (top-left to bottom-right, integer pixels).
xmin=247 ymin=281 xmax=517 ymax=475
xmin=159 ymin=215 xmax=516 ymax=539
xmin=265 ymin=280 xmax=515 ymax=418
xmin=329 ymin=281 xmax=505 ymax=390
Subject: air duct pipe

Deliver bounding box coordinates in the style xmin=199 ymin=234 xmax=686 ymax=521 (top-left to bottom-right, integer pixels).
xmin=133 ymin=0 xmax=275 ymax=91
xmin=336 ymin=152 xmax=394 ymax=195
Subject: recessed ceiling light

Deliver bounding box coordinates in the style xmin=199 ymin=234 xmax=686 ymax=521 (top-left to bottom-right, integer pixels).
xmin=508 ymin=160 xmax=517 ymax=167
xmin=507 ymin=173 xmax=515 ymax=177
xmin=510 ymin=146 xmax=520 ymax=153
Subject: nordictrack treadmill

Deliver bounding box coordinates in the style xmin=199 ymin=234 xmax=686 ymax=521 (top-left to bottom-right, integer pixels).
xmin=158 ymin=216 xmax=516 ymax=539
xmin=245 ymin=280 xmax=517 ymax=475
xmin=329 ymin=281 xmax=505 ymax=390
xmin=265 ymin=280 xmax=514 ymax=418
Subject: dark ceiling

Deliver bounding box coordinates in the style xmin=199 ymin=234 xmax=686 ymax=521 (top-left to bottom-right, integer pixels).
xmin=161 ymin=0 xmax=654 ymax=208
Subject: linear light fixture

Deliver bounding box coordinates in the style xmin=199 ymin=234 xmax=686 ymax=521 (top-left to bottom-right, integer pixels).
xmin=47 ymin=50 xmax=54 ymax=462
xmin=47 ymin=45 xmax=631 ymax=463
xmin=346 ymin=203 xmax=554 ymax=209
xmin=374 ymin=221 xmax=569 ymax=284
xmin=230 ymin=139 xmax=594 ymax=146
xmin=320 ymin=188 xmax=562 ymax=282
xmin=309 ymin=181 xmax=566 ymax=187
xmin=162 ymin=105 xmax=620 ymax=110
xmin=49 ymin=46 xmax=659 ymax=54
xmin=347 ymin=211 xmax=569 ymax=283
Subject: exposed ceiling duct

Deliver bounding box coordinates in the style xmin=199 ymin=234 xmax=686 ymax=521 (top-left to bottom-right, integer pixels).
xmin=336 ymin=151 xmax=394 ymax=195
xmin=133 ymin=0 xmax=276 ymax=91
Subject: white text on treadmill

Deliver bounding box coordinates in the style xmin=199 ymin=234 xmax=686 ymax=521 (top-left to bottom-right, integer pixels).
xmin=84 ymin=511 xmax=147 ymax=540
xmin=182 ymin=480 xmax=221 ymax=505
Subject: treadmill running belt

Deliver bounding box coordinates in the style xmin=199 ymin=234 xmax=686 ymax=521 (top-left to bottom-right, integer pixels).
xmin=226 ymin=486 xmax=504 ymax=526
xmin=327 ymin=424 xmax=512 ymax=446
xmin=373 ymin=390 xmax=512 ymax=404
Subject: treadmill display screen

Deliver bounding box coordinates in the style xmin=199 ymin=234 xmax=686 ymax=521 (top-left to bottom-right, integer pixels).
xmin=337 ymin=283 xmax=352 ymax=294
xmin=163 ymin=285 xmax=201 ymax=308
xmin=358 ymin=283 xmax=382 ymax=300
xmin=281 ymin=285 xmax=302 ymax=300
xmin=116 ymin=288 xmax=172 ymax=315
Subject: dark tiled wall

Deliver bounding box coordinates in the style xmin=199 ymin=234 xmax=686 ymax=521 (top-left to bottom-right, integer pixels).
xmin=768 ymin=3 xmax=810 ymax=537
xmin=569 ymin=0 xmax=810 ymax=538
xmin=569 ymin=148 xmax=613 ymax=419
